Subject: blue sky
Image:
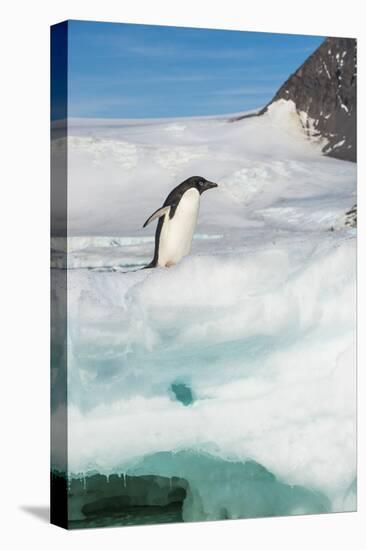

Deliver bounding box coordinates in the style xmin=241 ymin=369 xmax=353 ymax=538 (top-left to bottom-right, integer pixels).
xmin=66 ymin=20 xmax=324 ymax=119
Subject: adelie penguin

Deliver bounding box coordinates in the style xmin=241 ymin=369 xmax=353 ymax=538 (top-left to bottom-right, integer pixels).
xmin=143 ymin=176 xmax=218 ymax=268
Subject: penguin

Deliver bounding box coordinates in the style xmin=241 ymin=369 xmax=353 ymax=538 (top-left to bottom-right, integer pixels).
xmin=143 ymin=176 xmax=218 ymax=268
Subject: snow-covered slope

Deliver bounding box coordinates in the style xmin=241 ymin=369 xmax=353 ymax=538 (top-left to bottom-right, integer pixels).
xmin=52 ymin=101 xmax=356 ymax=521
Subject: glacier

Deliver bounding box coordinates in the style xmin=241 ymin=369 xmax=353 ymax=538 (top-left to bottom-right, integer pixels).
xmin=51 ymin=99 xmax=356 ymax=523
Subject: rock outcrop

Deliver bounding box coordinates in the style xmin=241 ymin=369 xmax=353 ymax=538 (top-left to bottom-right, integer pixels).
xmin=261 ymin=37 xmax=357 ymax=162
xmin=234 ymin=37 xmax=357 ymax=162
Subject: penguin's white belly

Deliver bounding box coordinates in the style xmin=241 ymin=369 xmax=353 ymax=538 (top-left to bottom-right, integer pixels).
xmin=158 ymin=188 xmax=200 ymax=267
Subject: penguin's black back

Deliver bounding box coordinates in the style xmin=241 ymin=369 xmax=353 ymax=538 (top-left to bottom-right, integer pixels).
xmin=145 ymin=216 xmax=164 ymax=268
xmin=163 ymin=178 xmax=201 ymax=214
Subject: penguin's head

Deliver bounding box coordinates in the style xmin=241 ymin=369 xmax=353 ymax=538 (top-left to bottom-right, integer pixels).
xmin=189 ymin=176 xmax=218 ymax=194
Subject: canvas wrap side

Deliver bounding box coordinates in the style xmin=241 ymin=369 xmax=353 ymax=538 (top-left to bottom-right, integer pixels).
xmin=50 ymin=20 xmax=68 ymax=530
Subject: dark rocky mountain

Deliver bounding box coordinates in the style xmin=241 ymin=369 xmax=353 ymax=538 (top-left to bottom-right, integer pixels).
xmin=235 ymin=37 xmax=357 ymax=162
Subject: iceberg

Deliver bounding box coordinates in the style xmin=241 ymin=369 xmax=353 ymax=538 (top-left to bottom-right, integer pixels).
xmin=51 ymin=102 xmax=356 ymax=525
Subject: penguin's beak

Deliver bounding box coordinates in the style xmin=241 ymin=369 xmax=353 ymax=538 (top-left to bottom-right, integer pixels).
xmin=202 ymin=180 xmax=218 ymax=191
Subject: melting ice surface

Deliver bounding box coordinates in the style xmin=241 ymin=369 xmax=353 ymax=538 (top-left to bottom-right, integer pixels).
xmin=52 ymin=100 xmax=356 ymax=520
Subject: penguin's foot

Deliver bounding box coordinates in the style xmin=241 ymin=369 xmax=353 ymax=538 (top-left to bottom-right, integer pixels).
xmin=165 ymin=261 xmax=176 ymax=268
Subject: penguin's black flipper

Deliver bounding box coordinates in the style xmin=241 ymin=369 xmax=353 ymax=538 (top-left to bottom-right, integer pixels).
xmin=143 ymin=205 xmax=170 ymax=228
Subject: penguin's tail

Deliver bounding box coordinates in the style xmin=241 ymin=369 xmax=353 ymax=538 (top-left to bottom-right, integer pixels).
xmin=121 ymin=260 xmax=156 ymax=273
xmin=140 ymin=260 xmax=156 ymax=270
